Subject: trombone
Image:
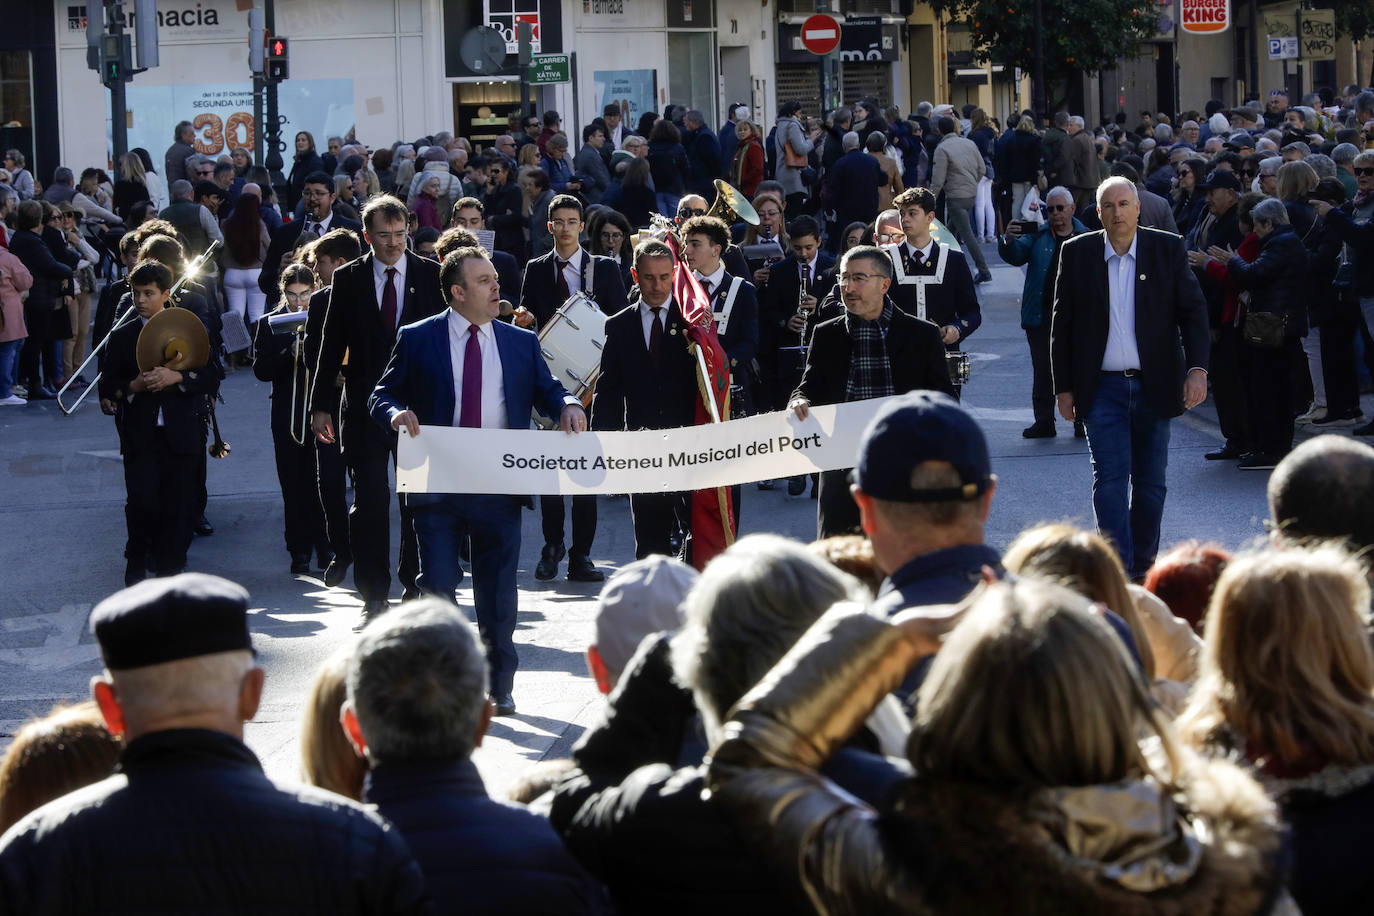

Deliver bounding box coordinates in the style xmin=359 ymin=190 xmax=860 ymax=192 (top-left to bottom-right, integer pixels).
xmin=266 ymin=309 xmax=311 ymax=446
xmin=58 ymin=240 xmax=223 ymax=416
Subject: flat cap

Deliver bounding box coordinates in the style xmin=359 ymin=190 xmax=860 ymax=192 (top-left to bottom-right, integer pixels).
xmin=854 ymin=392 xmax=992 ymax=503
xmin=91 ymin=573 xmax=254 ymax=670
xmin=593 ymin=556 xmax=696 ymax=677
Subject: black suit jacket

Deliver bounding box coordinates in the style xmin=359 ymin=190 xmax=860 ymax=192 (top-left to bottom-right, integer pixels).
xmin=793 ymin=309 xmax=955 ymax=407
xmin=98 ymin=309 xmax=223 ymax=456
xmin=700 ymin=270 xmax=759 ymax=371
xmin=518 ymin=248 xmax=629 ymax=327
xmin=258 ymin=215 xmax=365 ymax=297
xmin=253 ymin=308 xmax=310 ymax=434
xmin=308 ymin=251 xmax=445 ymax=450
xmin=882 ymin=241 xmax=982 ymax=344
xmin=760 ymin=253 xmax=837 ymax=352
xmin=592 ymin=302 xmax=699 ymax=432
xmin=1050 ymin=227 xmax=1210 ymax=420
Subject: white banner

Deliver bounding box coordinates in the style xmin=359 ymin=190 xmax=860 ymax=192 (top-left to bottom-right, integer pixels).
xmin=396 ymin=399 xmax=896 ymax=496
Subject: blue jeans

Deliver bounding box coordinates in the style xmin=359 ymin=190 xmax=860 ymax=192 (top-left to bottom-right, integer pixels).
xmin=655 ymin=192 xmax=680 ymax=219
xmin=1082 ymin=374 xmax=1170 ymax=580
xmin=0 ymin=339 xmax=21 ymax=394
xmin=411 ymin=493 xmax=522 ymax=697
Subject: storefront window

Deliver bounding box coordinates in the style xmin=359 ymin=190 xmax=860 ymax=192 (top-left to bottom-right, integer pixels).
xmin=667 ymin=32 xmax=714 ymax=116
xmin=0 ymin=51 xmax=35 ymax=167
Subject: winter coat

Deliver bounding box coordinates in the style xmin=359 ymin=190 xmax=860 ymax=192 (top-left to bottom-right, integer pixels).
xmin=997 ymin=217 xmax=1088 ymax=327
xmin=407 ymin=161 xmax=463 ymax=218
xmin=287 ymin=149 xmax=324 ymax=211
xmin=774 ymin=116 xmax=813 ymax=196
xmin=647 ymin=141 xmax=689 ymax=197
xmin=1226 ymin=223 xmax=1310 ymax=337
xmin=574 ymin=144 xmax=612 ymax=205
xmin=999 ymin=129 xmax=1043 ymax=184
xmin=484 ymin=178 xmax=527 ymax=261
xmin=0 ymin=247 xmax=33 ymax=343
xmin=730 ymin=134 xmax=764 ymax=198
xmin=684 ymin=125 xmax=723 ymax=198
xmin=930 ymin=133 xmax=985 ymax=200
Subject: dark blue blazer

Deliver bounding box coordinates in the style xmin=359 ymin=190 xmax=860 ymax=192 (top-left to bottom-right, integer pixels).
xmin=368 ymin=310 xmax=572 ymax=436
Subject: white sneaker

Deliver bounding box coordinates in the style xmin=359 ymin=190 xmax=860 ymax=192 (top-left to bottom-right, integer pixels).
xmin=1296 ymin=407 xmax=1327 ymax=424
xmin=0 ymin=395 xmax=27 ymax=406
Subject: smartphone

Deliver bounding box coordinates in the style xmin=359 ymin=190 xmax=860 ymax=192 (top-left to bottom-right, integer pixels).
xmin=1014 ymin=220 xmax=1039 ymax=234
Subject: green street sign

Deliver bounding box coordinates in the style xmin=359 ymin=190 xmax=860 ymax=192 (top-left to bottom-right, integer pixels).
xmin=528 ymin=53 xmax=570 ymax=84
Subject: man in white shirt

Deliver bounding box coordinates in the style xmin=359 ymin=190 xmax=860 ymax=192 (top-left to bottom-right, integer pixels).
xmin=369 ymin=246 xmax=585 ymax=715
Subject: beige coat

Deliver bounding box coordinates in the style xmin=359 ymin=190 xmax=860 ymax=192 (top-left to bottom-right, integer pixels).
xmin=930 ymin=133 xmax=985 ymax=200
xmin=871 ymin=151 xmax=904 ymax=213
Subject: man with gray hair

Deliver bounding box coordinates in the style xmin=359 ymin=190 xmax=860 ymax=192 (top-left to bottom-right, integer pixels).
xmin=0 ymin=574 xmax=426 ymax=913
xmin=1051 ymin=176 xmax=1210 ymax=578
xmin=826 ymin=129 xmax=886 ymax=241
xmin=1066 ymin=115 xmax=1100 ymax=211
xmin=343 ymin=599 xmax=607 ymax=913
xmin=1281 ymin=141 xmax=1310 ymax=162
xmin=1332 ymin=142 xmax=1360 ymax=199
xmin=41 ymin=166 xmax=76 ymax=204
xmin=931 ymin=116 xmax=992 ymax=282
xmin=1267 ymin=435 xmax=1374 ymax=555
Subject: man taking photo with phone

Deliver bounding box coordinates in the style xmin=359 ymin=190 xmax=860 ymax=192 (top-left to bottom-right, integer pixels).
xmin=998 ymin=186 xmax=1087 ymax=439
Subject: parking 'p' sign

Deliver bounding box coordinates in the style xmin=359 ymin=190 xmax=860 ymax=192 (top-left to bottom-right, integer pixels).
xmin=1181 ymin=0 xmax=1230 ymax=33
xmin=801 ymin=14 xmax=841 ymax=55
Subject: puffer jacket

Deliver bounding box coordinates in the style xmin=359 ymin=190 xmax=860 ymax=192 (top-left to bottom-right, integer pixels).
xmin=1225 ymin=223 xmax=1309 ymax=337
xmin=0 ymin=728 xmax=426 ymax=914
xmin=707 ymin=609 xmax=1294 ymax=916
xmin=997 ymin=218 xmax=1087 ymax=328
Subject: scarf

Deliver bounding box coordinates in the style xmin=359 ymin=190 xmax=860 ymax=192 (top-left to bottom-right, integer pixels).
xmin=845 ymin=301 xmax=896 ymax=401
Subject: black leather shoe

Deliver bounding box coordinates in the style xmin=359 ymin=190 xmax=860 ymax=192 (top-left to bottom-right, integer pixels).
xmin=535 ymin=542 xmax=565 ymax=580
xmin=354 ymin=599 xmax=388 ymax=632
xmin=401 ymin=588 xmax=421 ymax=601
xmin=567 ymin=553 xmax=605 ymax=582
xmin=1237 ymin=452 xmax=1279 ymax=471
xmin=492 ymin=693 xmax=516 ymax=716
xmin=316 ymin=550 xmax=334 ymax=572
xmin=194 ymin=516 xmax=214 ymax=536
xmin=975 ymin=271 xmax=993 ymax=283
xmin=290 ymin=553 xmax=311 ymax=575
xmin=1073 ymin=420 xmax=1087 ymax=439
xmin=1355 ymin=421 xmax=1374 ymax=437
xmin=1205 ymin=445 xmax=1244 ymax=461
xmin=787 ymin=475 xmax=807 ymax=496
xmin=756 ymin=479 xmax=776 ymax=491
xmin=324 ymin=556 xmax=351 ymax=588
xmin=26 ymin=385 xmax=56 ymax=400
xmin=1022 ymin=421 xmax=1056 ymax=439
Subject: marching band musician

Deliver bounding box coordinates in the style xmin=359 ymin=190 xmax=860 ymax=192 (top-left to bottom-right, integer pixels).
xmin=299 ymin=229 xmax=361 ymax=589
xmin=254 ymin=263 xmax=333 ymax=577
xmin=880 ymin=188 xmax=981 ymax=397
xmin=100 ymin=260 xmax=223 ymax=587
xmin=519 ymin=194 xmax=627 ymax=583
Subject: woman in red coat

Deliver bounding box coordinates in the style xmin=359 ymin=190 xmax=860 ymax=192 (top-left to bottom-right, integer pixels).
xmin=730 ymin=120 xmax=765 ymax=198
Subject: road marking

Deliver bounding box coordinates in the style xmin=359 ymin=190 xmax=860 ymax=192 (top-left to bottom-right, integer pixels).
xmin=0 ymin=604 xmax=100 ymax=670
xmin=79 ymin=450 xmax=123 ymax=461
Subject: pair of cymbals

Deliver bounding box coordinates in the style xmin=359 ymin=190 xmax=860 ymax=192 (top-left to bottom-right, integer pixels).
xmin=135 ymin=308 xmax=210 ymax=372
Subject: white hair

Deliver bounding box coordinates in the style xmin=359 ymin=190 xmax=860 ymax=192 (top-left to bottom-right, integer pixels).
xmin=1095 ymin=175 xmax=1138 ymax=208
xmin=109 ymin=650 xmax=255 ymax=724
xmin=1045 ymin=186 xmax=1075 ymax=205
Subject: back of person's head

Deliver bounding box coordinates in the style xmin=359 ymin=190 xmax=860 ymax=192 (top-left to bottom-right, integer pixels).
xmin=588 ymin=556 xmax=697 ymax=694
xmin=671 ymin=535 xmax=867 ymax=736
xmin=0 ymin=701 xmax=121 ymax=833
xmin=313 ymin=227 xmax=362 ymax=265
xmin=169 ymin=179 xmax=193 ymax=201
xmin=1177 ymin=545 xmax=1374 ymax=768
xmin=1002 ymin=523 xmax=1156 ymax=679
xmin=1143 ymin=541 xmax=1231 ymax=634
xmin=1268 ymin=435 xmax=1374 ymax=553
xmin=1276 ymin=159 xmax=1318 ymax=201
xmin=15 ymin=199 xmax=42 ymax=231
xmin=346 ymin=599 xmax=489 ymax=766
xmin=910 ymin=578 xmax=1174 ymax=787
xmin=300 ymin=647 xmax=368 ymax=800
xmin=809 ymin=535 xmax=884 ymax=595
xmin=937 ymin=117 xmax=956 ymax=136
xmin=864 ymin=131 xmax=885 ymax=153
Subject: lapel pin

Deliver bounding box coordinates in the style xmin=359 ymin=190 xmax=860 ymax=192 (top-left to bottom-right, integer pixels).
xmin=1139 ymin=274 xmax=1146 ymax=281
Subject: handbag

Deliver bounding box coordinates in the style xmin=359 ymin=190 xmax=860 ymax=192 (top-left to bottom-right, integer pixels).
xmin=1242 ymin=310 xmax=1286 ymax=349
xmin=782 ymin=126 xmax=808 ymax=169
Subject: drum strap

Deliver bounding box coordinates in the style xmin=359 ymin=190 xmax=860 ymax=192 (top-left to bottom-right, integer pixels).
xmin=884 ymin=242 xmax=947 ymax=322
xmin=714 ymin=275 xmax=743 ymax=336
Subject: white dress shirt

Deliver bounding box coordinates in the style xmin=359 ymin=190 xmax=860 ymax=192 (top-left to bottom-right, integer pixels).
xmin=373 ymin=253 xmax=408 ymax=329
xmin=447 ymin=310 xmax=507 ymax=428
xmin=640 ymin=299 xmax=671 ymax=350
xmin=1101 ymin=235 xmax=1142 ymax=372
xmin=302 ymin=211 xmax=334 ymax=239
xmin=694 ymin=263 xmax=726 ymax=299
xmin=902 ymin=239 xmax=935 ymax=265
xmin=556 ymin=247 xmax=585 ymax=295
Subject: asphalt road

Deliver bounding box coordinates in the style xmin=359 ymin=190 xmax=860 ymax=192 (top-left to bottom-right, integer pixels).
xmin=0 ymin=244 xmax=1287 ymax=796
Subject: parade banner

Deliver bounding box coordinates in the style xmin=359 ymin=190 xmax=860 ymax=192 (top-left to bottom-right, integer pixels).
xmin=396 ymin=398 xmax=894 ymax=496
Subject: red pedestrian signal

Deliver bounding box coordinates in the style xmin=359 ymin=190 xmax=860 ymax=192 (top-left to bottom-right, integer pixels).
xmin=266 ymin=35 xmax=289 ymax=82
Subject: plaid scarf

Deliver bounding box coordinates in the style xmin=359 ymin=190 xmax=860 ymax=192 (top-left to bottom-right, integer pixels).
xmin=845 ymin=302 xmax=896 ymax=401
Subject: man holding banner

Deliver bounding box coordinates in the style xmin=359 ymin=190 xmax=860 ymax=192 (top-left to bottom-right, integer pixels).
xmin=790 ymin=245 xmax=955 ymax=538
xmin=369 ymin=246 xmax=586 ymax=718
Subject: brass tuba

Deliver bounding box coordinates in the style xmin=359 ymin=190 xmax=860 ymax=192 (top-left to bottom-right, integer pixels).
xmin=704 ymin=179 xmax=760 ymax=227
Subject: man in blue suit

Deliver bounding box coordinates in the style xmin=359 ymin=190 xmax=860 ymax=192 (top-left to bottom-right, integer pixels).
xmin=369 ymin=247 xmax=587 ymax=716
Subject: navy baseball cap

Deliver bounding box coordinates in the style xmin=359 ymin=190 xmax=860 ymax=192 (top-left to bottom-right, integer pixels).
xmin=853 ymin=392 xmax=993 ymax=503
xmin=91 ymin=573 xmax=255 ymax=670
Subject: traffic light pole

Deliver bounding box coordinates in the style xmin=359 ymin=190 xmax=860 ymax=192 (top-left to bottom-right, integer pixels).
xmin=263 ymin=0 xmax=285 ymax=191
xmin=107 ymin=9 xmax=130 ymax=160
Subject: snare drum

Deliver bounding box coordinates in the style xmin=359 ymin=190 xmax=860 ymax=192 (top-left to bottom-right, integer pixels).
xmin=945 ymin=351 xmax=971 ymax=385
xmin=533 ymin=291 xmax=607 ymax=427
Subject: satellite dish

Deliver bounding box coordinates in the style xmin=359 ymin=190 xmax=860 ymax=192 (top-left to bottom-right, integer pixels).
xmin=459 ymin=26 xmax=507 ymax=74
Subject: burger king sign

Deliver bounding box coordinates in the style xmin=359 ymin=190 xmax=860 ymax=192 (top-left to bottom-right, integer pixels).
xmin=1181 ymin=0 xmax=1230 ymax=34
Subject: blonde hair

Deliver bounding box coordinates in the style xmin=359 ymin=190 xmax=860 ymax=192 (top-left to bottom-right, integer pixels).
xmin=1002 ymin=523 xmax=1156 ymax=679
xmin=0 ymin=701 xmax=120 ymax=833
xmin=300 ymin=647 xmax=368 ymax=800
xmin=517 ymin=143 xmax=540 ymax=169
xmin=911 ymin=578 xmax=1183 ymax=788
xmin=1275 ymin=159 xmax=1319 ymax=203
xmin=118 ymin=151 xmax=146 ymax=184
xmin=1177 ymin=545 xmax=1374 ymax=768
xmin=743 ymin=191 xmax=789 ymax=249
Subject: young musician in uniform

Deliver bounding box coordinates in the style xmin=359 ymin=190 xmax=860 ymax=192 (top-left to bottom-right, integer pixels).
xmin=518 ymin=194 xmax=627 ymax=582
xmin=254 ymin=263 xmax=332 ymax=576
xmin=100 ymin=260 xmax=223 ymax=586
xmin=881 ymin=188 xmax=981 ymax=396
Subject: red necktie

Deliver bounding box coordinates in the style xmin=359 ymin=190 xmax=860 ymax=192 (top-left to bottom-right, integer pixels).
xmin=556 ymin=257 xmax=571 ymax=301
xmin=459 ymin=325 xmax=482 ymax=428
xmin=649 ymin=306 xmax=664 ymax=361
xmin=381 ymin=266 xmax=398 ymax=333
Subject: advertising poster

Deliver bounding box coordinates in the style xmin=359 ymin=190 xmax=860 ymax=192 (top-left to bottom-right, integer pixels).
xmin=594 ymin=69 xmax=656 ymax=126
xmin=124 ymin=79 xmax=355 ymax=162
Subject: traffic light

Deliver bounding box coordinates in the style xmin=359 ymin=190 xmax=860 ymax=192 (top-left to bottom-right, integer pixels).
xmin=266 ymin=36 xmax=289 ymax=82
xmin=100 ymin=32 xmax=131 ymax=86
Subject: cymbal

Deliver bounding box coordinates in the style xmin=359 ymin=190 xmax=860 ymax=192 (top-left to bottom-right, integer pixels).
xmin=136 ymin=307 xmax=211 ymax=372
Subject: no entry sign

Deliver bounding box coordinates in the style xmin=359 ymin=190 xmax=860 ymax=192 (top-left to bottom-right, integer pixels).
xmin=801 ymin=14 xmax=841 ymax=55
xmin=1181 ymin=0 xmax=1230 ymax=34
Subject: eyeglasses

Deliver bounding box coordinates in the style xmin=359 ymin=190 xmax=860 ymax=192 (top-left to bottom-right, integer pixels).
xmin=679 ymin=208 xmax=706 ymax=218
xmin=839 ymin=273 xmax=880 ymax=285
xmin=283 ymin=291 xmax=312 ymax=302
xmin=1046 ymin=204 xmax=1071 ymax=212
xmin=549 ymin=219 xmax=581 ymax=229
xmin=875 ymin=231 xmax=902 ymax=243
xmin=1356 ymin=168 xmax=1374 ymax=177
xmin=601 ymin=230 xmax=624 ymax=242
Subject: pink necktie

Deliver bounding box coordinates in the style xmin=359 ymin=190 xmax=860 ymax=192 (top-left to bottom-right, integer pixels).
xmin=459 ymin=325 xmax=482 ymax=428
